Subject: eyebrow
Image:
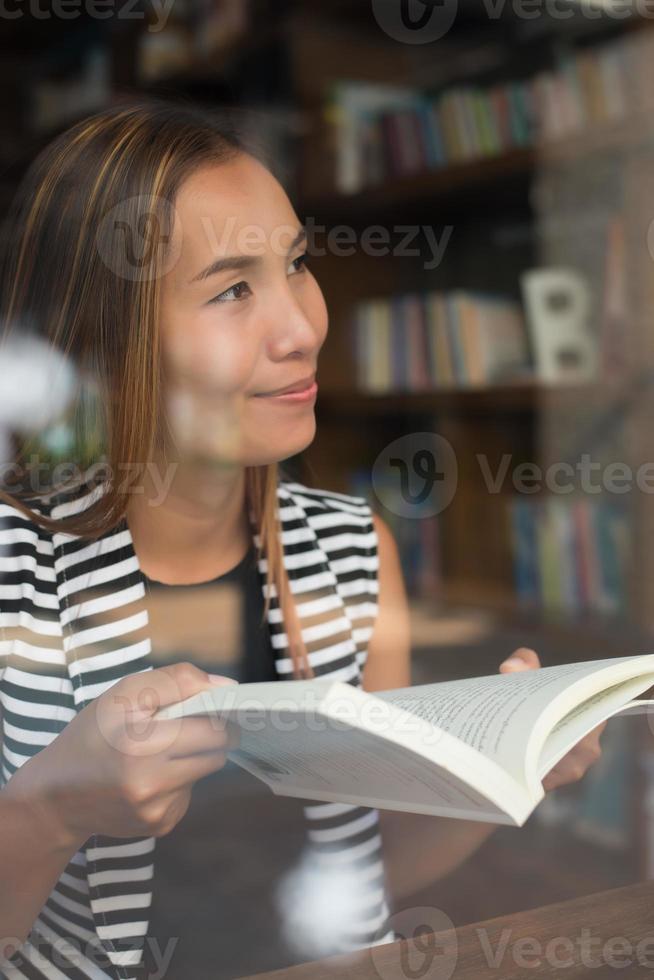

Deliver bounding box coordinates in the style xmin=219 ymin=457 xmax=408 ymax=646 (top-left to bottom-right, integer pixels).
xmin=188 ymin=226 xmax=307 ymax=284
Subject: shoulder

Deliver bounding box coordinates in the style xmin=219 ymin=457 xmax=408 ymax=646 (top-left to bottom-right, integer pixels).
xmin=279 ymin=477 xmax=398 ymax=548
xmin=278 ymin=480 xmax=403 ymax=588
xmin=0 ymin=475 xmax=107 ymax=532
xmin=0 ymin=492 xmax=50 ymax=540
xmin=279 ymin=478 xmax=373 ymax=516
xmin=0 ymin=497 xmax=56 ymax=634
xmin=279 ymin=478 xmax=377 ymax=534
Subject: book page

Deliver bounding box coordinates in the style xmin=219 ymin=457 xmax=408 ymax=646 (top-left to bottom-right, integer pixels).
xmin=226 ymin=716 xmax=517 ymax=823
xmin=537 ymin=673 xmax=654 ymax=777
xmin=154 ymin=673 xmax=537 ymax=821
xmin=375 ymin=657 xmax=654 ymax=786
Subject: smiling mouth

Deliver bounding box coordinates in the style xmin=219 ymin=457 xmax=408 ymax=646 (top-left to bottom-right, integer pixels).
xmin=253 ymin=380 xmax=318 ymax=402
xmin=254 ymin=374 xmax=316 ymax=397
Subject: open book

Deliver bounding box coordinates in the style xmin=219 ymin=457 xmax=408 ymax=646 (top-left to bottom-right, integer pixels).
xmin=154 ymin=655 xmax=654 ymax=826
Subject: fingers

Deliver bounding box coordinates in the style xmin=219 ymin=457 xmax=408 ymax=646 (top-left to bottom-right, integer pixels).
xmin=168 ymin=745 xmax=235 ymax=789
xmin=155 ymin=662 xmax=236 ymax=705
xmin=163 ymin=716 xmax=241 ymax=760
xmin=543 ymin=739 xmax=603 ymax=791
xmin=543 ymin=768 xmax=568 ymax=792
xmin=543 ymin=759 xmax=587 ymax=792
xmin=135 ymin=787 xmax=194 ymax=838
xmin=499 ymin=647 xmax=541 ymax=673
xmin=111 ymin=661 xmax=237 ymax=713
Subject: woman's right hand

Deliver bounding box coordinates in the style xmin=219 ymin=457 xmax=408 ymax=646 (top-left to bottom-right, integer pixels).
xmin=4 ymin=662 xmax=240 ymax=847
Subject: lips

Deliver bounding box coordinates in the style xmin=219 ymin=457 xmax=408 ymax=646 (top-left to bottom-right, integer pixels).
xmin=257 ymin=374 xmax=316 ymax=396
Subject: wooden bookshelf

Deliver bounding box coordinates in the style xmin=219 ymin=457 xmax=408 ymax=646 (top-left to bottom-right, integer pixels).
xmin=289 ymin=13 xmax=654 ymax=644
xmin=300 ymin=146 xmax=536 ymax=217
xmin=300 ymin=108 xmax=654 ymax=218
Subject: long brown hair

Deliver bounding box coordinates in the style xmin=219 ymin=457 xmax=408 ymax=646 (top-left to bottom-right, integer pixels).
xmin=0 ymin=96 xmax=315 ymax=679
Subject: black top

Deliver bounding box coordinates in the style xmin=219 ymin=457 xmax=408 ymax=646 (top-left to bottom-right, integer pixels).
xmin=141 ymin=542 xmax=310 ymax=979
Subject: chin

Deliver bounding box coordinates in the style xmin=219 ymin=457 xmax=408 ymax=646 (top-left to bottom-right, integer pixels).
xmin=247 ymin=417 xmax=316 ymax=466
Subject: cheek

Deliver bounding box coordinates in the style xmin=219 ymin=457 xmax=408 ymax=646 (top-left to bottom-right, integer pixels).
xmin=163 ymin=315 xmax=257 ymax=394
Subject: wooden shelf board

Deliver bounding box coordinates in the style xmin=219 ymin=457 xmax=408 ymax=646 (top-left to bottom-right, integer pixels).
xmin=409 ymin=593 xmax=649 ymax=658
xmin=315 ymin=381 xmax=627 ymax=416
xmin=299 ymin=110 xmax=654 ymax=216
xmin=300 ymin=147 xmax=535 ymax=216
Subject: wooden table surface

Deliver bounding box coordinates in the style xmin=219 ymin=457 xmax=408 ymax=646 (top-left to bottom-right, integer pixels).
xmin=242 ymin=881 xmax=654 ymax=979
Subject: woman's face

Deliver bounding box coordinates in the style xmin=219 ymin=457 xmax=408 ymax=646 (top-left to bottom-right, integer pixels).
xmin=159 ymin=152 xmax=328 ymax=467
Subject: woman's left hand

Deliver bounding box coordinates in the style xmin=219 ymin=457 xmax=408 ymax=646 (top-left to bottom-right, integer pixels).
xmin=499 ymin=647 xmax=606 ymax=792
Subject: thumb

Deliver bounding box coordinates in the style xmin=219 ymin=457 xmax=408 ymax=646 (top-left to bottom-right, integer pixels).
xmin=131 ymin=662 xmax=238 ymax=716
xmin=499 ymin=647 xmax=541 ymax=673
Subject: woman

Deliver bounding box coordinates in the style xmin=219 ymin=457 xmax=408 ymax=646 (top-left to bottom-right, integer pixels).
xmin=0 ymin=98 xmax=604 ymax=980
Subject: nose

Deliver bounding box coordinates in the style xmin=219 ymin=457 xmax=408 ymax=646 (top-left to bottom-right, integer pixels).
xmin=264 ymin=280 xmax=325 ymax=361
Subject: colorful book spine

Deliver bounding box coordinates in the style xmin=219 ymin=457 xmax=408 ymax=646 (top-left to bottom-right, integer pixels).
xmin=354 ymin=290 xmax=529 ymax=391
xmin=508 ymin=497 xmax=629 ymax=618
xmin=510 ymin=497 xmax=541 ymax=606
xmin=328 ymin=27 xmax=654 ymax=193
xmin=390 ymin=295 xmax=408 ymax=390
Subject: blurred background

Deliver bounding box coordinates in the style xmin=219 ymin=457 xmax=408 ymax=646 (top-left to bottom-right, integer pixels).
xmin=2 ymin=0 xmax=654 ymax=957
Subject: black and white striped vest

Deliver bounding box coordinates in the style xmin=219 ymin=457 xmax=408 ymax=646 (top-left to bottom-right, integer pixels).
xmin=0 ymin=477 xmax=394 ymax=979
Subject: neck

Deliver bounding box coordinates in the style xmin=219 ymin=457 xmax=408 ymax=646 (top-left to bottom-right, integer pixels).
xmin=125 ymin=454 xmax=252 ymax=584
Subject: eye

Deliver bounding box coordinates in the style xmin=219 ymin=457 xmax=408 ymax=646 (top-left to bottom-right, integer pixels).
xmin=289 ymin=252 xmax=309 ymax=274
xmin=209 ymin=281 xmax=252 ymax=304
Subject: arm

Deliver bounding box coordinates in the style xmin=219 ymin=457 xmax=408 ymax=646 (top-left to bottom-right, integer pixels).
xmin=362 ymin=512 xmax=497 ymax=907
xmin=364 ymin=514 xmax=606 ymax=907
xmin=0 ymin=690 xmax=87 ymax=957
xmin=0 ymin=780 xmax=89 ymax=958
xmin=0 ymin=663 xmax=239 ymax=954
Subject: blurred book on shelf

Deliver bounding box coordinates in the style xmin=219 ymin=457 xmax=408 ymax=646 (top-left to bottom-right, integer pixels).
xmin=136 ymin=0 xmax=250 ymax=83
xmin=348 ymin=466 xmax=441 ymax=603
xmin=320 ymin=27 xmax=654 ymax=195
xmin=29 ymin=47 xmax=111 ymax=134
xmin=137 ymin=25 xmax=195 ymax=83
xmin=509 ymin=496 xmax=630 ymax=618
xmin=193 ymin=0 xmax=251 ymax=60
xmin=599 ymin=214 xmax=629 ymax=382
xmin=353 ymin=290 xmax=530 ymax=392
